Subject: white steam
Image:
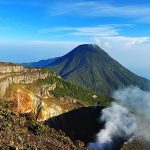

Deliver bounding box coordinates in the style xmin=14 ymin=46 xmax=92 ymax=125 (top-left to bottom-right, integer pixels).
xmin=113 ymin=86 xmax=150 ymax=140
xmin=88 ymin=103 xmax=136 ymax=150
xmin=89 ymin=86 xmax=150 ymax=150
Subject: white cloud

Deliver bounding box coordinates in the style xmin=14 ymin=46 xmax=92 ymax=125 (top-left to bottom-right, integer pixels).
xmin=92 ymin=36 xmax=150 ymax=79
xmin=39 ymin=25 xmax=120 ymax=37
xmin=1 ymin=1 xmax=150 ymax=23
xmin=49 ymin=1 xmax=150 ymax=23
xmin=94 ymin=36 xmax=150 ymax=47
xmin=112 ymin=36 xmax=150 ymax=46
xmin=39 ymin=25 xmax=150 ymax=48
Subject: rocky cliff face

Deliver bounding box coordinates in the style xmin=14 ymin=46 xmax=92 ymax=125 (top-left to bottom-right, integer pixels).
xmin=0 ymin=71 xmax=50 ymax=98
xmin=0 ymin=62 xmax=24 ymax=73
xmin=9 ymin=83 xmax=82 ymax=121
xmin=12 ymin=88 xmax=41 ymax=114
xmin=10 ymin=87 xmax=64 ymax=121
xmin=37 ymin=101 xmax=63 ymax=121
xmin=36 ymin=83 xmax=57 ymax=98
xmin=0 ymin=62 xmax=82 ymax=121
xmin=0 ymin=62 xmax=63 ymax=120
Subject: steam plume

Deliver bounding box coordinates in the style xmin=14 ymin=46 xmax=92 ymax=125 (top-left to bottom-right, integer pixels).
xmin=113 ymin=86 xmax=150 ymax=140
xmin=88 ymin=103 xmax=136 ymax=150
xmin=88 ymin=86 xmax=150 ymax=150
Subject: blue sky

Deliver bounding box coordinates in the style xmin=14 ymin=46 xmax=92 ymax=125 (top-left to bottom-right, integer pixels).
xmin=0 ymin=0 xmax=150 ymax=79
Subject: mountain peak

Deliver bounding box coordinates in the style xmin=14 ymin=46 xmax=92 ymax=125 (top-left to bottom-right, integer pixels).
xmin=77 ymin=44 xmax=99 ymax=48
xmin=22 ymin=44 xmax=149 ymax=95
xmin=68 ymin=44 xmax=107 ymax=58
xmin=74 ymin=44 xmax=102 ymax=52
xmin=47 ymin=44 xmax=149 ymax=94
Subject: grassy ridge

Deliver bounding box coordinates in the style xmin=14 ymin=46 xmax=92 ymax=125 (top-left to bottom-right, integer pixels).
xmin=39 ymin=76 xmax=112 ymax=106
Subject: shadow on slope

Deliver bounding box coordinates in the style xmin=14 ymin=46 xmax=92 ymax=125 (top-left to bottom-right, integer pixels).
xmin=45 ymin=106 xmax=127 ymax=150
xmin=45 ymin=106 xmax=105 ymax=144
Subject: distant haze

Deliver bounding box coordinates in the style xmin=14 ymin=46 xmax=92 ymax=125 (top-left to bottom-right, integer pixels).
xmin=0 ymin=42 xmax=149 ymax=80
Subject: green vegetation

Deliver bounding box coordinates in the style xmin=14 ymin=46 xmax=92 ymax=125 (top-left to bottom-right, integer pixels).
xmin=39 ymin=76 xmax=112 ymax=106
